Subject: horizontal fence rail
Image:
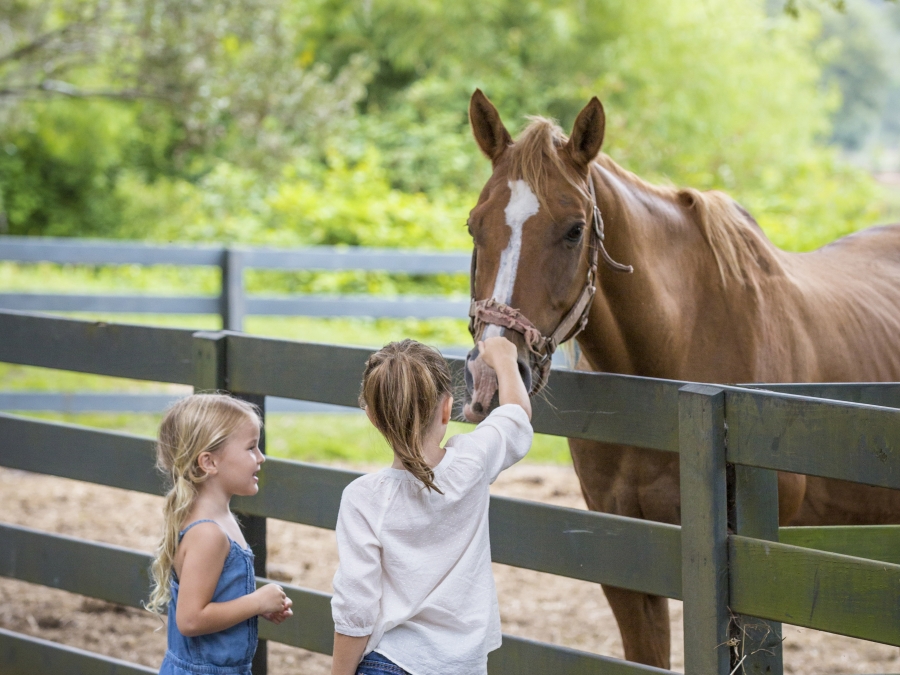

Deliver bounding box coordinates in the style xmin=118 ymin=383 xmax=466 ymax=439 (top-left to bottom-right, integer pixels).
xmin=0 ymin=236 xmax=471 ymax=272
xmin=0 ymin=293 xmax=470 ymax=319
xmin=742 ymin=382 xmax=900 ymax=409
xmin=0 ymin=627 xmax=156 ymax=675
xmin=779 ymin=525 xmax=900 ymax=565
xmin=0 ymin=310 xmax=197 ymax=385
xmin=0 ymin=524 xmax=670 ymax=675
xmin=0 ymin=236 xmax=473 ymax=326
xmin=729 ymin=535 xmax=900 ymax=646
xmin=726 ymin=388 xmax=900 ymax=490
xmin=0 ymin=411 xmax=682 ymax=597
xmin=0 ymin=392 xmax=358 ymax=414
xmin=225 ymin=333 xmax=687 ymax=452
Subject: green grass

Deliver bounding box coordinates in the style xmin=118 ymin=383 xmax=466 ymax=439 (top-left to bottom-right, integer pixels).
xmin=11 ymin=411 xmax=572 ymax=465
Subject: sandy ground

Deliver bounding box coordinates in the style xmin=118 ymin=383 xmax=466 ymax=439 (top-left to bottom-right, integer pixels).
xmin=1 ymin=465 xmax=898 ymax=674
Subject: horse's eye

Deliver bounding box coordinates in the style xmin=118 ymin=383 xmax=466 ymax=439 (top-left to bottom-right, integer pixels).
xmin=565 ymin=223 xmax=585 ymax=243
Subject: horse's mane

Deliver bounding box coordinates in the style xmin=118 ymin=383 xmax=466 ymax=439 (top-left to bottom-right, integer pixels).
xmin=507 ymin=116 xmax=774 ymax=287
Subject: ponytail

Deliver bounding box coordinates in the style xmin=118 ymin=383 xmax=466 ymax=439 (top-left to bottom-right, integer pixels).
xmin=146 ymin=393 xmax=260 ymax=614
xmin=360 ymin=340 xmax=452 ymax=494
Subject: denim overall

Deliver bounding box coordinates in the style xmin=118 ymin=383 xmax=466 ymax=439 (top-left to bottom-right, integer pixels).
xmin=159 ymin=520 xmax=258 ymax=675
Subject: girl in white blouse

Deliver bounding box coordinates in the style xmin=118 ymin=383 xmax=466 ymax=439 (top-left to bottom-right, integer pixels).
xmin=331 ymin=336 xmax=533 ymax=675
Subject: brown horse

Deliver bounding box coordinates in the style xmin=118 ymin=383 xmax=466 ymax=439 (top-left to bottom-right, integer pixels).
xmin=462 ymin=89 xmax=900 ymax=668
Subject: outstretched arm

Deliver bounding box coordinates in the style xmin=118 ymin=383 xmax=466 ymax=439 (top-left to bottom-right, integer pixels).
xmin=478 ymin=336 xmax=532 ymax=419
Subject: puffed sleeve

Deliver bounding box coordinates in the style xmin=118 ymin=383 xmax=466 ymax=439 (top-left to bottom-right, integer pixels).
xmin=331 ymin=481 xmax=382 ymax=637
xmin=464 ymin=404 xmax=534 ymax=483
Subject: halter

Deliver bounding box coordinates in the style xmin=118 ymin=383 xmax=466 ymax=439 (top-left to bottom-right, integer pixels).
xmin=468 ymin=176 xmax=633 ymax=394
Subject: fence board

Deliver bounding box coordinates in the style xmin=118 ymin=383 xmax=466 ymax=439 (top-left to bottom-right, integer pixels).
xmin=0 ymin=236 xmax=224 ymax=266
xmin=233 ymin=460 xmax=358 ymax=529
xmin=0 ymin=293 xmax=219 ymax=314
xmin=729 ymin=535 xmax=900 ymax=646
xmin=0 ymin=392 xmax=359 ymax=414
xmin=0 ymin=628 xmax=156 ymax=675
xmin=490 ymin=635 xmax=674 ymax=675
xmin=779 ymin=525 xmax=900 ymax=565
xmin=741 ymin=383 xmax=900 ymax=409
xmin=226 ymin=335 xmax=683 ymax=451
xmin=726 ymin=389 xmax=900 ymax=490
xmin=0 ymin=412 xmax=677 ymax=592
xmin=264 ymin=584 xmax=673 ymax=675
xmin=532 ymin=369 xmax=682 ymax=452
xmin=226 ymin=335 xmax=371 ymax=406
xmin=0 ymin=310 xmax=196 ymax=384
xmin=0 ymin=236 xmax=471 ymax=272
xmin=246 ymin=295 xmax=469 ymax=319
xmin=0 ymin=413 xmax=161 ymax=495
xmin=0 ymin=293 xmax=470 ymax=319
xmin=0 ymin=526 xmax=671 ymax=675
xmin=243 ymin=246 xmax=470 ymax=273
xmin=488 ymin=497 xmax=682 ymax=598
xmin=0 ymin=524 xmax=152 ymax=608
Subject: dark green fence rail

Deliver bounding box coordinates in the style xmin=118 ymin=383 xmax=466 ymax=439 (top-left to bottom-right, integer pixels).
xmin=0 ymin=628 xmax=156 ymax=675
xmin=2 ymin=309 xmax=900 ymax=675
xmin=727 ymin=388 xmax=900 ymax=489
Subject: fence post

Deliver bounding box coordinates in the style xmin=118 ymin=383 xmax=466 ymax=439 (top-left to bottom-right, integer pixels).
xmin=730 ymin=465 xmax=783 ymax=674
xmin=221 ymin=248 xmax=246 ymax=332
xmin=193 ymin=331 xmax=267 ymax=675
xmin=679 ymin=384 xmax=731 ymax=675
xmin=234 ymin=391 xmax=268 ymax=675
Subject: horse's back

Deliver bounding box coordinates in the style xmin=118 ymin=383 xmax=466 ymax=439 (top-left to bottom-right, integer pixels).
xmin=771 ymin=223 xmax=900 ymax=382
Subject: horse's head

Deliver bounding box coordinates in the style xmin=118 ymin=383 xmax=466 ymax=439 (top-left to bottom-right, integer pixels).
xmin=462 ymin=90 xmax=630 ymax=422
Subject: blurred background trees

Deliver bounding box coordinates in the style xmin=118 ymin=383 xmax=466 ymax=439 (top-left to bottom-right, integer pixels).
xmin=1 ymin=0 xmax=898 ymax=251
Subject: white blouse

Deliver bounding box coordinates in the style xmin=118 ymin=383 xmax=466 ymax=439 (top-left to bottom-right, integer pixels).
xmin=331 ymin=404 xmax=533 ymax=675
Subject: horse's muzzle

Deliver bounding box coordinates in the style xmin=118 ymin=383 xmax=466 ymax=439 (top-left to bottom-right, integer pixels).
xmin=463 ymin=344 xmax=534 ymax=421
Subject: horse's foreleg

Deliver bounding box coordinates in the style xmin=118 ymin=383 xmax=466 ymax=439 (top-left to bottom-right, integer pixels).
xmin=568 ymin=438 xmax=679 ymax=669
xmin=602 ymin=585 xmax=671 ymax=668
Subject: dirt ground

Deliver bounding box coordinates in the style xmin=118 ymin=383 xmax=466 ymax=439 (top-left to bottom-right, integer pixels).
xmin=1 ymin=465 xmax=898 ymax=674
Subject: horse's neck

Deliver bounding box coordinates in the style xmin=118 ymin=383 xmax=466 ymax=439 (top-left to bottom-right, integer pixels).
xmin=576 ymin=164 xmax=739 ymax=378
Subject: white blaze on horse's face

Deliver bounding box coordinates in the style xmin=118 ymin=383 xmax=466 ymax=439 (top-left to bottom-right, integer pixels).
xmin=482 ymin=180 xmax=540 ymax=339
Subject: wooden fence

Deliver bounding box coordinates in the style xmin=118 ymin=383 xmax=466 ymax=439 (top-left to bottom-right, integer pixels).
xmin=0 ymin=235 xmax=471 ymax=330
xmin=1 ymin=308 xmax=899 ymax=675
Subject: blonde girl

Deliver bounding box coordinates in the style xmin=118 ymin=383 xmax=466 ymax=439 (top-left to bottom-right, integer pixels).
xmin=331 ymin=336 xmax=533 ymax=675
xmin=148 ymin=393 xmax=292 ymax=675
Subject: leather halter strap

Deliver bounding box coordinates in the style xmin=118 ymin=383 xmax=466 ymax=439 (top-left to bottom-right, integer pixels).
xmin=468 ymin=175 xmax=632 ymax=394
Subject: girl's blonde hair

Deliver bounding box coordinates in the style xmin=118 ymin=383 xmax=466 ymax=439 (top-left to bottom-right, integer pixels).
xmin=146 ymin=393 xmax=261 ymax=614
xmin=360 ymin=340 xmax=452 ymax=494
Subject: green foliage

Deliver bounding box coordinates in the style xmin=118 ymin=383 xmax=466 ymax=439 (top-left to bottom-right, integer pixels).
xmin=0 ymin=99 xmax=136 ymax=236
xmin=1 ymin=0 xmax=896 ymax=253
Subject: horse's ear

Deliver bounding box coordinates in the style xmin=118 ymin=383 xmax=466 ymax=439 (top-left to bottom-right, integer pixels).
xmin=565 ymin=97 xmax=606 ymax=170
xmin=469 ymin=89 xmax=512 ymax=164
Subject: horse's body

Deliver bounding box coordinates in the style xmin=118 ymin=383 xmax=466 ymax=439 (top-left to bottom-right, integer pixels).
xmin=463 ymin=90 xmax=900 ymax=668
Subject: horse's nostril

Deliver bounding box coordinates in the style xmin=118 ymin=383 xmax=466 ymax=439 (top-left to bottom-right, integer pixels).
xmin=472 ymin=402 xmax=483 ymax=413
xmin=517 ymin=359 xmax=533 ymax=393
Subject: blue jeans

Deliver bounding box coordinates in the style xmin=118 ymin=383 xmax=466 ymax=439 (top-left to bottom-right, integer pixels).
xmin=356 ymin=652 xmax=411 ymax=675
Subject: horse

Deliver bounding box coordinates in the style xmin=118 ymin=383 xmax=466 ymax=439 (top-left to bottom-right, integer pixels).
xmin=461 ymin=89 xmax=900 ymax=668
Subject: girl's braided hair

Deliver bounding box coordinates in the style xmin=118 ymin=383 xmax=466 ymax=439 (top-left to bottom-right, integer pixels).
xmin=359 ymin=340 xmax=452 ymax=494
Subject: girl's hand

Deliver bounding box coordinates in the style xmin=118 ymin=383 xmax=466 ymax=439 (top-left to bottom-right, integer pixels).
xmin=478 ymin=336 xmax=518 ymax=372
xmin=477 ymin=336 xmax=532 ymax=419
xmin=261 ymin=593 xmax=293 ymax=623
xmin=255 ymin=583 xmax=289 ymax=615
